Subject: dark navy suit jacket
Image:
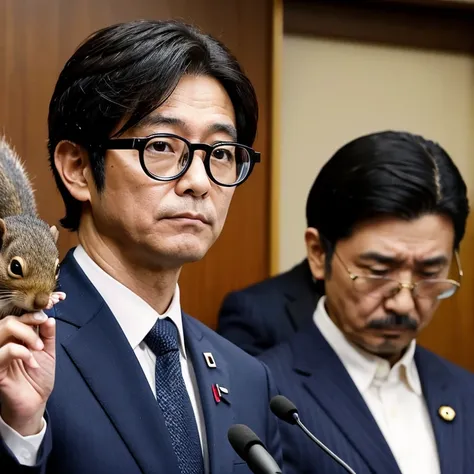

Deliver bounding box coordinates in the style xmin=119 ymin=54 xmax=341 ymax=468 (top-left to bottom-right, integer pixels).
xmin=0 ymin=250 xmax=282 ymax=474
xmin=217 ymin=259 xmax=321 ymax=355
xmin=259 ymin=323 xmax=474 ymax=474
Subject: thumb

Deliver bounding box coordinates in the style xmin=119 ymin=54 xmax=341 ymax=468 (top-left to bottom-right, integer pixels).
xmin=38 ymin=317 xmax=56 ymax=355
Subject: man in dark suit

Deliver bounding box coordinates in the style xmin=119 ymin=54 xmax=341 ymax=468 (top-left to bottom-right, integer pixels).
xmin=260 ymin=131 xmax=474 ymax=473
xmin=0 ymin=20 xmax=281 ymax=473
xmin=217 ymin=258 xmax=320 ymax=355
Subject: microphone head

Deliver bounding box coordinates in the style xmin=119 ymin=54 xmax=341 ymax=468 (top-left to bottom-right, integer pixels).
xmin=228 ymin=424 xmax=263 ymax=462
xmin=270 ymin=395 xmax=298 ymax=425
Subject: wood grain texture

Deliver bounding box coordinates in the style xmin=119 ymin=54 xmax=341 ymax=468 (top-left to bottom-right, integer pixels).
xmin=418 ymin=222 xmax=474 ymax=371
xmin=0 ymin=0 xmax=273 ymax=329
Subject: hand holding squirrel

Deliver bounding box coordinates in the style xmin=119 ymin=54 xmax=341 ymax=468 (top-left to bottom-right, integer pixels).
xmin=0 ymin=312 xmax=56 ymax=436
xmin=0 ymin=137 xmax=66 ymax=435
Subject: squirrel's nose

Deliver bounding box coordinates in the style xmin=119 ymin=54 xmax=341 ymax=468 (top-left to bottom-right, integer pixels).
xmin=33 ymin=293 xmax=50 ymax=310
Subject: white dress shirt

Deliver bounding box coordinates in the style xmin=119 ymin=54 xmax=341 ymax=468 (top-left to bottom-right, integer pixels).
xmin=313 ymin=296 xmax=440 ymax=474
xmin=0 ymin=245 xmax=209 ymax=471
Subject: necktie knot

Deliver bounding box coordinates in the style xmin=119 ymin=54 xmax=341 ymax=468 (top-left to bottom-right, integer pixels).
xmin=145 ymin=318 xmax=179 ymax=356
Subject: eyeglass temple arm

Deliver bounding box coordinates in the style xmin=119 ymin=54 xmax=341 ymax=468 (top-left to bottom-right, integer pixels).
xmin=454 ymin=250 xmax=463 ymax=280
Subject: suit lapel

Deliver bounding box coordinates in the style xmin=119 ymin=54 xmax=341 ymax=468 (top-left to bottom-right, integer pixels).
xmin=291 ymin=325 xmax=402 ymax=474
xmin=286 ymin=292 xmax=317 ymax=332
xmin=54 ymin=252 xmax=180 ymax=474
xmin=285 ymin=260 xmax=320 ymax=331
xmin=183 ymin=315 xmax=235 ymax=474
xmin=416 ymin=348 xmax=464 ymax=474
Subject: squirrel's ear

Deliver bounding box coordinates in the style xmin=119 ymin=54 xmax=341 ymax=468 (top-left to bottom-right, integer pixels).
xmin=0 ymin=219 xmax=5 ymax=248
xmin=50 ymin=225 xmax=59 ymax=244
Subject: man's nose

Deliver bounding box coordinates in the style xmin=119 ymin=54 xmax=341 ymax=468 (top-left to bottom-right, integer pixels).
xmin=175 ymin=151 xmax=211 ymax=197
xmin=384 ymin=283 xmax=417 ymax=315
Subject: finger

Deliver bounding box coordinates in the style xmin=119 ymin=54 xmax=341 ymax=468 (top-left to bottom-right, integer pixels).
xmin=16 ymin=312 xmax=49 ymax=327
xmin=38 ymin=317 xmax=55 ymax=354
xmin=0 ymin=342 xmax=39 ymax=369
xmin=0 ymin=316 xmax=45 ymax=351
xmin=53 ymin=292 xmax=66 ymax=301
xmin=46 ymin=292 xmax=66 ymax=309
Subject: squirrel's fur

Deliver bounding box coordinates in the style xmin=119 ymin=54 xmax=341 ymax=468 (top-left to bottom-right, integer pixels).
xmin=0 ymin=137 xmax=60 ymax=317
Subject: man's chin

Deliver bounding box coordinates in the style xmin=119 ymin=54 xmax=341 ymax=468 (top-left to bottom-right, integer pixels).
xmin=176 ymin=250 xmax=207 ymax=264
xmin=354 ymin=332 xmax=397 ymax=351
xmin=360 ymin=338 xmax=410 ymax=359
xmin=158 ymin=244 xmax=211 ymax=267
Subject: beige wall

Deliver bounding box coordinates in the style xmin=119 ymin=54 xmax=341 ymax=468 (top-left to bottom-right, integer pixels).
xmin=278 ymin=34 xmax=474 ymax=272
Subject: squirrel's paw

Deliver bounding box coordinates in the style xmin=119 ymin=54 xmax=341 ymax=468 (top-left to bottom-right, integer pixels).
xmin=46 ymin=291 xmax=67 ymax=309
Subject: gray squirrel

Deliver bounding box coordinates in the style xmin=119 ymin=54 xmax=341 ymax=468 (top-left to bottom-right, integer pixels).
xmin=0 ymin=137 xmax=65 ymax=318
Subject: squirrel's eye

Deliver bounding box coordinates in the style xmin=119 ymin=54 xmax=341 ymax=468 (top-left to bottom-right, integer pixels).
xmin=8 ymin=257 xmax=24 ymax=278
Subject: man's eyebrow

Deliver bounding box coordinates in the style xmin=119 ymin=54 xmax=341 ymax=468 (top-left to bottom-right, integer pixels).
xmin=358 ymin=252 xmax=448 ymax=266
xmin=133 ymin=114 xmax=238 ymax=141
xmin=208 ymin=123 xmax=238 ymax=142
xmin=358 ymin=252 xmax=401 ymax=265
xmin=416 ymin=255 xmax=448 ymax=266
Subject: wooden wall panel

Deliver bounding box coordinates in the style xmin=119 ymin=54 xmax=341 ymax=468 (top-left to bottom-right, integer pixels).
xmin=0 ymin=0 xmax=273 ymax=328
xmin=417 ymin=224 xmax=474 ymax=371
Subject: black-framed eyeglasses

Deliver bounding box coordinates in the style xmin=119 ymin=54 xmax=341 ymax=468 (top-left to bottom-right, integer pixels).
xmin=104 ymin=133 xmax=260 ymax=187
xmin=335 ymin=251 xmax=463 ymax=301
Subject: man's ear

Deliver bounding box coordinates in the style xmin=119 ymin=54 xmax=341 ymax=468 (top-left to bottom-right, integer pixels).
xmin=54 ymin=140 xmax=92 ymax=203
xmin=305 ymin=227 xmax=326 ymax=280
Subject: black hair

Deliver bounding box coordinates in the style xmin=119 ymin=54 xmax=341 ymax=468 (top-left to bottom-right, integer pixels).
xmin=48 ymin=19 xmax=258 ymax=230
xmin=306 ymin=131 xmax=469 ymax=268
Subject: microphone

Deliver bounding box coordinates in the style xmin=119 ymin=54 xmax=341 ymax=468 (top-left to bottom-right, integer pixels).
xmin=270 ymin=395 xmax=357 ymax=474
xmin=227 ymin=424 xmax=282 ymax=474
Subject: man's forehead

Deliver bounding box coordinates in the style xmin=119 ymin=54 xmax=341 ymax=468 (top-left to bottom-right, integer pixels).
xmin=351 ymin=215 xmax=453 ymax=239
xmin=135 ymin=111 xmax=237 ymax=140
xmin=160 ymin=75 xmax=235 ymax=115
xmin=342 ymin=215 xmax=455 ymax=258
xmin=120 ymin=75 xmax=238 ymax=139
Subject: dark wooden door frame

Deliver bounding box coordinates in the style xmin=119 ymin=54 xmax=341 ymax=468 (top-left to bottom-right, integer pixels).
xmin=284 ymin=0 xmax=474 ymax=53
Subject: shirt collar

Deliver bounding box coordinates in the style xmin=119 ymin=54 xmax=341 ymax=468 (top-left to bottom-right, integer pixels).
xmin=313 ymin=296 xmax=421 ymax=395
xmin=73 ymin=245 xmax=187 ymax=359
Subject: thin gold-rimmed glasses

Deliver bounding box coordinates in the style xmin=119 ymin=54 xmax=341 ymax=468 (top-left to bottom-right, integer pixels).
xmin=335 ymin=251 xmax=462 ymax=301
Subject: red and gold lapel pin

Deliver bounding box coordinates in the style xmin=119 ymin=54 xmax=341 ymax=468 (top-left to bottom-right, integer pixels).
xmin=212 ymin=383 xmax=230 ymax=404
xmin=212 ymin=384 xmax=221 ymax=403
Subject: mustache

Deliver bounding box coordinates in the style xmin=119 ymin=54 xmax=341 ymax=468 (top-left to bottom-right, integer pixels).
xmin=367 ymin=313 xmax=419 ymax=331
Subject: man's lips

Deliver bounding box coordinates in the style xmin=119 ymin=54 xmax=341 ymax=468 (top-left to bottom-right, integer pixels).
xmin=370 ymin=327 xmax=415 ymax=338
xmin=164 ymin=213 xmax=210 ymax=224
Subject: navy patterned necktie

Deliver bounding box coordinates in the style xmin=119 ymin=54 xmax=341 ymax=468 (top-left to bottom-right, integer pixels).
xmin=145 ymin=318 xmax=204 ymax=474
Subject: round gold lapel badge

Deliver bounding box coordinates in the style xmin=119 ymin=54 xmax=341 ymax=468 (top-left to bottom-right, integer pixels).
xmin=438 ymin=406 xmax=456 ymax=422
